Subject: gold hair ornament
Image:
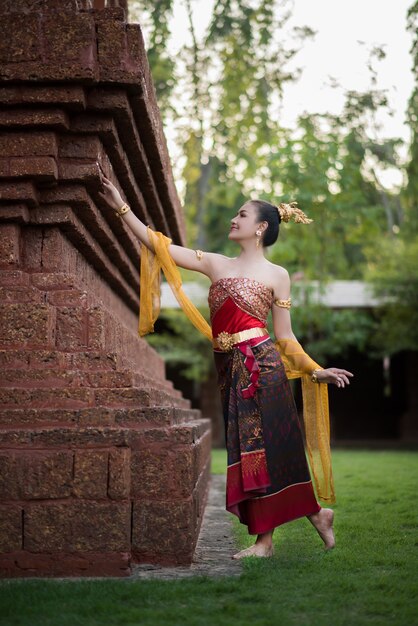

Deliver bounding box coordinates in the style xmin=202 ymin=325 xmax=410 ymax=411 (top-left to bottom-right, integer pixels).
xmin=278 ymin=201 xmax=312 ymax=224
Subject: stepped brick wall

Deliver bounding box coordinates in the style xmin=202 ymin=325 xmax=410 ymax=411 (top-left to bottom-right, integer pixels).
xmin=0 ymin=0 xmax=211 ymax=577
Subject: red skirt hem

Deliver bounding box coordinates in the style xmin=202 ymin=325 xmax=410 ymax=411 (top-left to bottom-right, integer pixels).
xmin=227 ymin=462 xmax=320 ymax=534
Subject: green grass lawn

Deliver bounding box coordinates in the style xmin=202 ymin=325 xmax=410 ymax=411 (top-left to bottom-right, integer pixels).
xmin=211 ymin=447 xmax=227 ymax=474
xmin=1 ymin=449 xmax=417 ymax=626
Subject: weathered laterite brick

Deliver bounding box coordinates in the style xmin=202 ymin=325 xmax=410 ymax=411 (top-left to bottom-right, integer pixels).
xmin=108 ymin=448 xmax=130 ymax=500
xmin=132 ymin=499 xmax=195 ymax=564
xmin=73 ymin=450 xmax=108 ymax=498
xmin=9 ymin=157 xmax=58 ymax=181
xmin=0 ymin=304 xmax=53 ymax=347
xmin=0 ymin=14 xmax=40 ymax=64
xmin=0 ymin=506 xmax=22 ymax=552
xmin=0 ymin=110 xmax=69 ymax=130
xmin=0 ymin=224 xmax=21 ymax=267
xmin=56 ymin=306 xmax=88 ymax=350
xmin=0 ymin=182 xmax=38 ymax=206
xmin=0 ymin=132 xmax=58 ymax=157
xmin=0 ymin=0 xmax=211 ymax=580
xmin=58 ymin=135 xmax=102 ymax=159
xmin=24 ymin=501 xmax=130 ymax=552
xmin=0 ymin=85 xmax=86 ymax=110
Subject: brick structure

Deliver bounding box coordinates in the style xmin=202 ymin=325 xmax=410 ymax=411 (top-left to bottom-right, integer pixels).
xmin=0 ymin=0 xmax=211 ymax=577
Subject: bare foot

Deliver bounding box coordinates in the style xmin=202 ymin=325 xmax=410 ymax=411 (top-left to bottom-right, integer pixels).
xmin=232 ymin=543 xmax=274 ymax=560
xmin=308 ymin=508 xmax=335 ymax=550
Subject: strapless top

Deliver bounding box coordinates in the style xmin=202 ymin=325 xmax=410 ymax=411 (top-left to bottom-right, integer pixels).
xmin=208 ymin=277 xmax=273 ymax=324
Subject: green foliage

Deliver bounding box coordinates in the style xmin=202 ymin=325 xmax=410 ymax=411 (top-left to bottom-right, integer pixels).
xmin=129 ymin=0 xmax=175 ymax=114
xmin=404 ymin=1 xmax=418 ymax=232
xmin=363 ymin=1 xmax=418 ymax=355
xmin=205 ymin=0 xmax=304 ymax=159
xmin=366 ymin=235 xmax=418 ymax=354
xmin=267 ymin=86 xmax=402 ymax=281
xmin=291 ymin=304 xmax=377 ymax=361
xmin=264 ymin=285 xmax=376 ymax=362
xmin=130 ymin=0 xmax=416 ymax=361
xmin=146 ymin=307 xmax=213 ymax=381
xmin=178 ymin=0 xmax=310 ymax=251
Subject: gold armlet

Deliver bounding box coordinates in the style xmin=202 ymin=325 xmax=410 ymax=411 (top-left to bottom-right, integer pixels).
xmin=273 ymin=297 xmax=291 ymax=310
xmin=195 ymin=249 xmax=204 ymax=261
xmin=115 ymin=203 xmax=131 ymax=217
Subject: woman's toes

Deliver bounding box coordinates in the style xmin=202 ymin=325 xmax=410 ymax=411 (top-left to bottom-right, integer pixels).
xmin=232 ymin=544 xmax=274 ymax=559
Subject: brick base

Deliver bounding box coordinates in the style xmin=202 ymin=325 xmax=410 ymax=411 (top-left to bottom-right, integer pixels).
xmin=0 ymin=551 xmax=131 ymax=578
xmin=0 ymin=0 xmax=211 ymax=578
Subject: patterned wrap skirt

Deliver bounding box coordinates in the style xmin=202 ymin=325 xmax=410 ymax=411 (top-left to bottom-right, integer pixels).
xmin=214 ymin=337 xmax=320 ymax=535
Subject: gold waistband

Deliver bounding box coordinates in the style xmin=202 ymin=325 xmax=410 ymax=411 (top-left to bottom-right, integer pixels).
xmin=213 ymin=327 xmax=269 ymax=351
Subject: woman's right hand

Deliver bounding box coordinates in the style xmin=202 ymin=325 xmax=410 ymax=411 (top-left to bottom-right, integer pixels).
xmin=98 ymin=168 xmax=125 ymax=211
xmin=315 ymin=367 xmax=353 ymax=388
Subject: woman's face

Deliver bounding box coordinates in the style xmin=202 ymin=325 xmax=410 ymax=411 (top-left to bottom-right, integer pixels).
xmin=229 ymin=202 xmax=261 ymax=243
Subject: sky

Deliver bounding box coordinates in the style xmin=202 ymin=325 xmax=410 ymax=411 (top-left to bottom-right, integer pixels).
xmin=137 ymin=0 xmax=415 ymax=192
xmin=166 ymin=0 xmax=414 ymax=142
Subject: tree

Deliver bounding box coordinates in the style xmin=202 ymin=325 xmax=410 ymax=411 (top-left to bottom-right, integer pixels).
xmin=365 ymin=1 xmax=418 ymax=355
xmin=133 ymin=0 xmax=315 ymax=250
xmin=129 ymin=0 xmax=415 ymax=368
xmin=367 ymin=237 xmax=418 ymax=354
xmin=129 ymin=0 xmax=176 ymax=115
xmin=404 ymin=1 xmax=418 ymax=234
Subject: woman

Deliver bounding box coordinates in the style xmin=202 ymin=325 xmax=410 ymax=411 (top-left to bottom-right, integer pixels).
xmin=99 ymin=174 xmax=353 ymax=559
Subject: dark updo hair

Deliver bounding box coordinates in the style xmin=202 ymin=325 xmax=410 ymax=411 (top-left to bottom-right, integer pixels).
xmin=249 ymin=200 xmax=281 ymax=247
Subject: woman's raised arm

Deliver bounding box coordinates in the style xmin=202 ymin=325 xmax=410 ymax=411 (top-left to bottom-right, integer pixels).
xmin=98 ymin=173 xmax=214 ymax=276
xmin=271 ymin=268 xmax=353 ymax=388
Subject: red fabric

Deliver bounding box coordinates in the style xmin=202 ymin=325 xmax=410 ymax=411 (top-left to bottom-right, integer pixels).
xmin=213 ymin=292 xmax=321 ymax=535
xmin=211 ymin=296 xmax=265 ymax=336
xmin=238 ymin=341 xmax=261 ymax=399
xmin=227 ymin=462 xmax=320 ymax=534
xmin=213 ymin=297 xmax=267 ymax=398
xmin=240 ymin=450 xmax=270 ymax=492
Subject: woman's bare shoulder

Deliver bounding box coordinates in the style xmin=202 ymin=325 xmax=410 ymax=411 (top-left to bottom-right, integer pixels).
xmin=265 ymin=262 xmax=290 ymax=299
xmin=266 ymin=260 xmax=290 ymax=282
xmin=205 ymin=251 xmax=235 ymax=274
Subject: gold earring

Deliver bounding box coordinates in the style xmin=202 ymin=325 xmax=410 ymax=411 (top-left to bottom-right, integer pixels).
xmin=256 ymin=230 xmax=262 ymax=249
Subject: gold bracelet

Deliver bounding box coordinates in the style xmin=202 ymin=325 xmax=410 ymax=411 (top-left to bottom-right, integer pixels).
xmin=311 ymin=369 xmax=320 ymax=383
xmin=273 ymin=297 xmax=292 ymax=309
xmin=195 ymin=249 xmax=204 ymax=261
xmin=115 ymin=203 xmax=131 ymax=217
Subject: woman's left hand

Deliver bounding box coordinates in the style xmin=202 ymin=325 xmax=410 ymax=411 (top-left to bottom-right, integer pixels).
xmin=315 ymin=368 xmax=353 ymax=388
xmin=98 ymin=172 xmax=125 ymax=211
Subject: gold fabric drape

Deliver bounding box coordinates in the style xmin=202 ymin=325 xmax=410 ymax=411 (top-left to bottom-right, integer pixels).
xmin=139 ymin=227 xmax=212 ymax=340
xmin=275 ymin=338 xmax=335 ymax=504
xmin=138 ymin=228 xmax=335 ymax=503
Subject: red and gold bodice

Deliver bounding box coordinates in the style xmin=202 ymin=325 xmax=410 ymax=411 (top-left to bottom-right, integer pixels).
xmin=208 ymin=277 xmax=273 ymax=336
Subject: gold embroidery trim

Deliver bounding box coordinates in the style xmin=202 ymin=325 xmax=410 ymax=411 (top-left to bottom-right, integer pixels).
xmin=213 ymin=327 xmax=269 ymax=351
xmin=273 ymin=297 xmax=292 ymax=309
xmin=241 ymin=450 xmax=267 ymax=475
xmin=208 ymin=277 xmax=272 ymax=322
